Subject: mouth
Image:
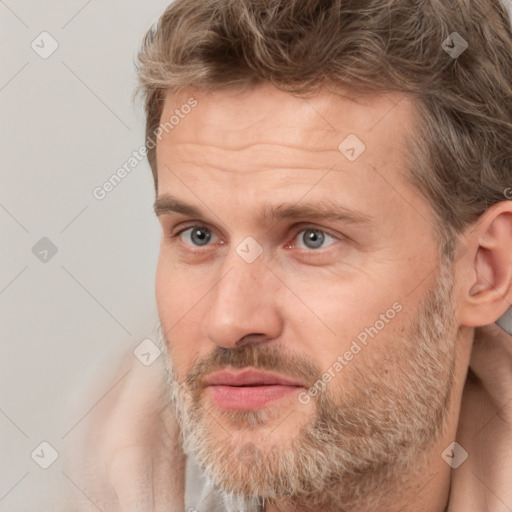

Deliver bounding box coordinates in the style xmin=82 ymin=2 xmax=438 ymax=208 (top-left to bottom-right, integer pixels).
xmin=204 ymin=369 xmax=305 ymax=410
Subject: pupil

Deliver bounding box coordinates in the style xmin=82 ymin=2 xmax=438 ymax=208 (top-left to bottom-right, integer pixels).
xmin=192 ymin=228 xmax=211 ymax=246
xmin=304 ymin=230 xmax=324 ymax=249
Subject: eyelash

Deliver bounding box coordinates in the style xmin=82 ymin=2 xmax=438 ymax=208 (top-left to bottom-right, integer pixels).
xmin=169 ymin=223 xmax=341 ymax=253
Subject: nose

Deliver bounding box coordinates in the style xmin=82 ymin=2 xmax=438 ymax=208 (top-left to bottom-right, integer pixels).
xmin=201 ymin=249 xmax=283 ymax=349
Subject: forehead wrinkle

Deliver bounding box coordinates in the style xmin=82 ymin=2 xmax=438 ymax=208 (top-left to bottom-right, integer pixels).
xmin=157 ymin=142 xmax=344 ymax=179
xmin=164 ymin=139 xmax=341 ymax=158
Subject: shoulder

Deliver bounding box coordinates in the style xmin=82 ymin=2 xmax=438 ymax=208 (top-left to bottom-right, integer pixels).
xmin=61 ymin=338 xmax=186 ymax=511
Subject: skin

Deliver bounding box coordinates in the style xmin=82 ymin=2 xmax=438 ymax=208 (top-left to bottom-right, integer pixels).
xmin=150 ymin=83 xmax=512 ymax=511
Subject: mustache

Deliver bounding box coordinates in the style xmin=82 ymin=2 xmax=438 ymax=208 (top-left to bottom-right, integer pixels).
xmin=184 ymin=343 xmax=321 ymax=391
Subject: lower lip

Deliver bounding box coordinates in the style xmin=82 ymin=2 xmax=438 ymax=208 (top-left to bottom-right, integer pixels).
xmin=207 ymin=385 xmax=302 ymax=410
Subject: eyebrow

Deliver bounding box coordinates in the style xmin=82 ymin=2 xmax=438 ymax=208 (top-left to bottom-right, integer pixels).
xmin=153 ymin=193 xmax=373 ymax=226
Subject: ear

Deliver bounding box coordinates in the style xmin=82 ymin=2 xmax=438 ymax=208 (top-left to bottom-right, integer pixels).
xmin=458 ymin=201 xmax=512 ymax=328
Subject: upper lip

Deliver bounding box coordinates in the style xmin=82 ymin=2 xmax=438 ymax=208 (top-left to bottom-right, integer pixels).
xmin=204 ymin=369 xmax=306 ymax=387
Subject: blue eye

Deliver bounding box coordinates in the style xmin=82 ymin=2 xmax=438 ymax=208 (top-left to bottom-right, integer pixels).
xmin=293 ymin=228 xmax=336 ymax=250
xmin=175 ymin=226 xmax=214 ymax=246
xmin=172 ymin=225 xmax=337 ymax=251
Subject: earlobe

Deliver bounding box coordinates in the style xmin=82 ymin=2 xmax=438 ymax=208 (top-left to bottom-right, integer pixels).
xmin=459 ymin=204 xmax=512 ymax=328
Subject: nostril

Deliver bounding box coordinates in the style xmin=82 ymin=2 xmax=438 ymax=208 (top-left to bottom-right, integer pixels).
xmin=236 ymin=333 xmax=266 ymax=346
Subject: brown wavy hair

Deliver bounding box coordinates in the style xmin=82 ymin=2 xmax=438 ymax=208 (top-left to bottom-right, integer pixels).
xmin=134 ymin=0 xmax=512 ymax=244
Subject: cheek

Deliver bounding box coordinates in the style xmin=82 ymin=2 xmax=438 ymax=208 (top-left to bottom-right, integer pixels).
xmin=281 ymin=281 xmax=359 ymax=366
xmin=292 ymin=278 xmax=408 ymax=367
xmin=155 ymin=253 xmax=188 ymax=336
xmin=155 ymin=255 xmax=170 ymax=318
xmin=155 ymin=255 xmax=204 ymax=373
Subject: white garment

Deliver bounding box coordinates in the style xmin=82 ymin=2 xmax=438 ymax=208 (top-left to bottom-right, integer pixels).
xmin=185 ymin=451 xmax=264 ymax=512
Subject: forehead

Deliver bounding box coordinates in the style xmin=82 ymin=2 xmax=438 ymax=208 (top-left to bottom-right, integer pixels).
xmin=156 ymin=84 xmax=416 ymax=167
xmin=154 ymin=84 xmax=423 ymax=225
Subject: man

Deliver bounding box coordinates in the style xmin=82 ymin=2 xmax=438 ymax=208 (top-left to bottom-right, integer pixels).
xmin=64 ymin=0 xmax=512 ymax=511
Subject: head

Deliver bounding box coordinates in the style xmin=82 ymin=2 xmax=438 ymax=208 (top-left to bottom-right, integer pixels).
xmin=135 ymin=1 xmax=512 ymax=510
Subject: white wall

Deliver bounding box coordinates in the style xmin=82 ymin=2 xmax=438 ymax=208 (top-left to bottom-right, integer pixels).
xmin=0 ymin=1 xmax=172 ymax=509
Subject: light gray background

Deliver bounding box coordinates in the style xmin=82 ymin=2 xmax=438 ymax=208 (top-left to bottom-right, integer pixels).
xmin=0 ymin=1 xmax=174 ymax=508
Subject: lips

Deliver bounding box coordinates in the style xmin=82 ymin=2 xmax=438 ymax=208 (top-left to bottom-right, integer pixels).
xmin=204 ymin=369 xmax=306 ymax=410
xmin=204 ymin=369 xmax=305 ymax=388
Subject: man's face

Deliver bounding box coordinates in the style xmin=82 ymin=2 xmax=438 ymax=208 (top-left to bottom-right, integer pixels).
xmin=154 ymin=85 xmax=459 ymax=509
